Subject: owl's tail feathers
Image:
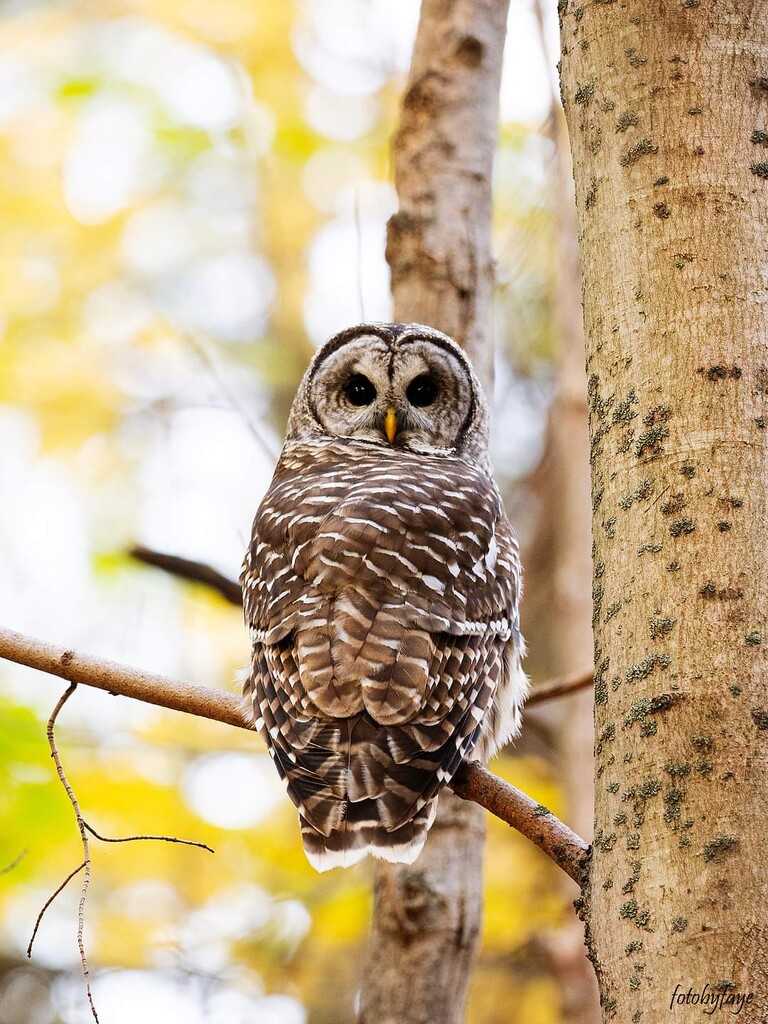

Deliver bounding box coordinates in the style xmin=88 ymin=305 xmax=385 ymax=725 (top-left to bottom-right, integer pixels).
xmin=299 ymin=798 xmax=438 ymax=872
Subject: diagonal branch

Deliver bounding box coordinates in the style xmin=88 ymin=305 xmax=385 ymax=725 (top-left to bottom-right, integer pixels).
xmin=129 ymin=545 xmax=243 ymax=606
xmin=451 ymin=762 xmax=589 ymax=887
xmin=1 ymin=849 xmax=28 ymax=875
xmin=0 ymin=624 xmax=589 ymax=886
xmin=528 ymin=668 xmax=593 ymax=707
xmin=27 ymin=861 xmax=86 ymax=958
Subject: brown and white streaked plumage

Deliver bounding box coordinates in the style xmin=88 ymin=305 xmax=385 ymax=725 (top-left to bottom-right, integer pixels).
xmin=241 ymin=322 xmax=527 ymax=871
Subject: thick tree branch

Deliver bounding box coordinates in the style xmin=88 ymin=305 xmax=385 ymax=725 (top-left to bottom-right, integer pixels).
xmin=451 ymin=762 xmax=589 ymax=888
xmin=0 ymin=626 xmax=246 ymax=729
xmin=0 ymin=625 xmax=589 ymax=885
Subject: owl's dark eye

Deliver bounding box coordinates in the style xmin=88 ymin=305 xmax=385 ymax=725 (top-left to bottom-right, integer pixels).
xmin=406 ymin=374 xmax=438 ymax=408
xmin=345 ymin=373 xmax=377 ymax=406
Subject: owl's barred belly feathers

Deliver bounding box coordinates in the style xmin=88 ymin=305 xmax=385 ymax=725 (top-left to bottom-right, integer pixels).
xmin=241 ymin=323 xmax=527 ymax=871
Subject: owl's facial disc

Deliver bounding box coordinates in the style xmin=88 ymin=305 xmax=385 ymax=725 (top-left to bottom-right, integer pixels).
xmin=306 ymin=329 xmax=476 ymax=453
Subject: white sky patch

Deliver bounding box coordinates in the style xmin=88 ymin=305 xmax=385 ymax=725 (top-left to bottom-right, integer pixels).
xmin=304 ymin=85 xmax=379 ymax=142
xmin=182 ymin=753 xmax=285 ymax=829
xmin=295 ymin=0 xmax=558 ymax=126
xmin=179 ymin=880 xmax=274 ymax=966
xmin=161 ymin=250 xmax=275 ymax=343
xmin=303 ymin=190 xmax=395 ymax=345
xmin=500 ymin=2 xmax=558 ymax=126
xmin=272 ymin=899 xmax=312 ymax=948
xmin=3 ymin=886 xmax=92 ymax=970
xmin=82 ymin=280 xmax=154 ymax=346
xmin=292 ymin=1 xmax=392 ymax=96
xmin=0 ymin=410 xmax=90 ymax=633
xmin=178 ymin=882 xmax=278 ymax=971
xmin=150 ymin=47 xmax=241 ymax=132
xmin=136 ymin=406 xmax=274 ymax=571
xmin=301 ymin=146 xmax=371 ymax=214
xmin=108 ymin=880 xmax=182 ymax=922
xmin=63 ymin=93 xmax=161 ymax=224
xmin=98 ymin=17 xmax=243 ymax=131
xmin=490 ymin=361 xmax=552 ymax=481
xmin=51 ymin=968 xmax=307 ymax=1024
xmin=0 ymin=54 xmax=43 ymax=128
xmin=0 ymin=407 xmax=231 ymax=702
xmin=185 ymin=148 xmax=260 ymax=219
xmin=120 ymin=201 xmax=207 ymax=280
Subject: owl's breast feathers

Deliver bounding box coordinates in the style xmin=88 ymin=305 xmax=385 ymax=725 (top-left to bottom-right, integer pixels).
xmin=241 ymin=438 xmax=527 ymax=870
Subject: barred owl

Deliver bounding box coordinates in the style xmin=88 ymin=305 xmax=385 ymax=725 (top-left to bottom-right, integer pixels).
xmin=241 ymin=322 xmax=527 ymax=871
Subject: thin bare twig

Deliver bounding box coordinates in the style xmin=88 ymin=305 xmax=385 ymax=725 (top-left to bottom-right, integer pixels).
xmin=83 ymin=822 xmax=214 ymax=854
xmin=27 ymin=861 xmax=86 ymax=957
xmin=46 ymin=683 xmax=99 ymax=1022
xmin=354 ymin=186 xmax=366 ymax=322
xmin=527 ymin=668 xmax=594 ymax=706
xmin=1 ymin=849 xmax=28 ymax=875
xmin=37 ymin=682 xmax=215 ymax=1021
xmin=183 ymin=333 xmax=280 ymax=464
xmin=129 ymin=545 xmax=243 ymax=606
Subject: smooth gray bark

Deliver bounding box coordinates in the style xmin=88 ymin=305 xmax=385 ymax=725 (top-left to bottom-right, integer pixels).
xmin=359 ymin=2 xmax=511 ymax=1022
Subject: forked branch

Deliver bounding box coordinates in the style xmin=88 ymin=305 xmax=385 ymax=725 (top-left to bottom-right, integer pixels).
xmin=41 ymin=684 xmax=99 ymax=1021
xmin=26 ymin=680 xmax=213 ymax=1021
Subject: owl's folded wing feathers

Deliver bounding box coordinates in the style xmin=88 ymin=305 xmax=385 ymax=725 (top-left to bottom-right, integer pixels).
xmin=241 ymin=441 xmax=526 ymax=869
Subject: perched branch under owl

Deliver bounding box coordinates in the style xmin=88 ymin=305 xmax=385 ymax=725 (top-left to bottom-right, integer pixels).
xmin=0 ymin=624 xmax=589 ymax=887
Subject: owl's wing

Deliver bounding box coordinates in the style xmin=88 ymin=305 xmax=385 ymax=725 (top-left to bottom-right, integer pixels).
xmin=241 ymin=440 xmax=526 ymax=870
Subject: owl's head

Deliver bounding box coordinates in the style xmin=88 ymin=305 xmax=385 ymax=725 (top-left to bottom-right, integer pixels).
xmin=286 ymin=322 xmax=489 ymax=459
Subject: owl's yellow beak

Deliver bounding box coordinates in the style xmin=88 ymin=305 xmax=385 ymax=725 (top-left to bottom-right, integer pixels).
xmin=384 ymin=407 xmax=398 ymax=444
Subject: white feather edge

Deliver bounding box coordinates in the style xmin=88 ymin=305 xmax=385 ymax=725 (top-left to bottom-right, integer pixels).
xmin=471 ymin=657 xmax=529 ymax=763
xmin=304 ymin=798 xmax=439 ymax=872
xmin=305 ymin=837 xmax=426 ymax=872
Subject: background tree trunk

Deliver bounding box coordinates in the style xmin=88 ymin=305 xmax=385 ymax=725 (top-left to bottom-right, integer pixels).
xmin=358 ymin=1 xmax=510 ymax=1022
xmin=559 ymin=1 xmax=768 ymax=1016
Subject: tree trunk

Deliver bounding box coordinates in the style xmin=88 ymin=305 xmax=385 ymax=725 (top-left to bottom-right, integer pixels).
xmin=358 ymin=1 xmax=510 ymax=1022
xmin=524 ymin=101 xmax=600 ymax=1024
xmin=559 ymin=1 xmax=768 ymax=1017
